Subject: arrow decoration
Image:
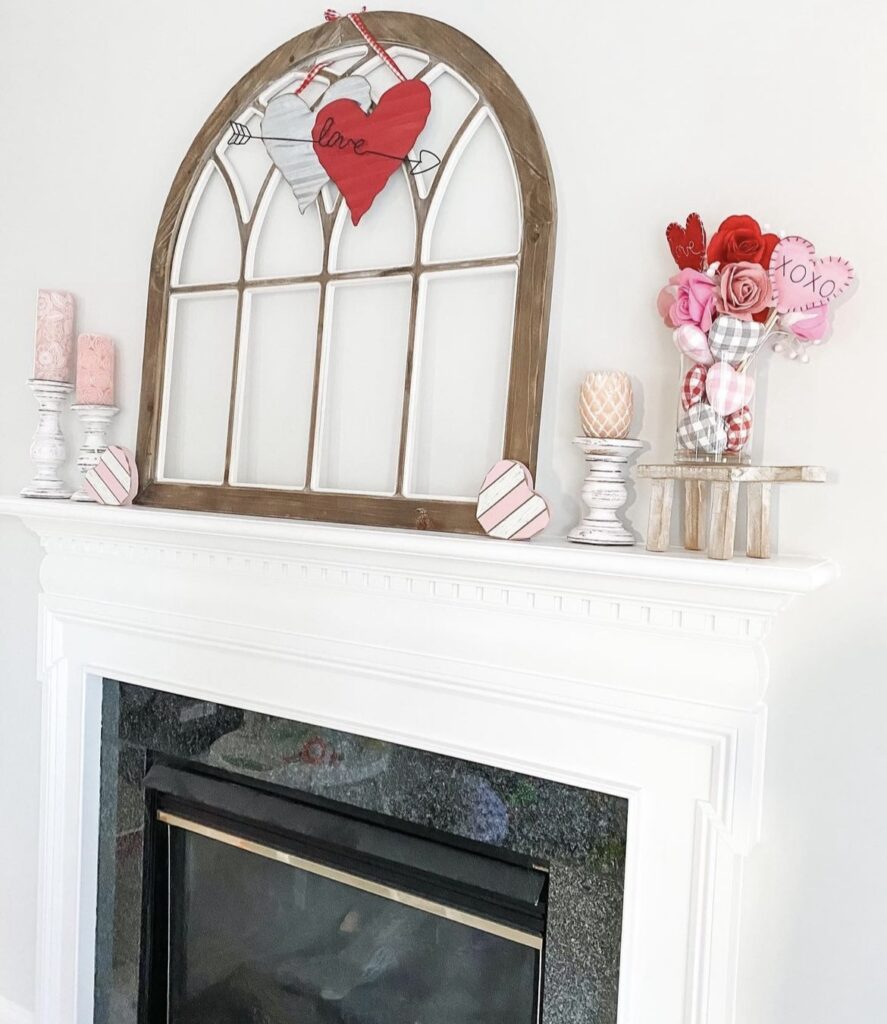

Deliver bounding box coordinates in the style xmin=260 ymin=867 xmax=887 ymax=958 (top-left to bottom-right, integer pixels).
xmin=228 ymin=121 xmax=440 ymax=177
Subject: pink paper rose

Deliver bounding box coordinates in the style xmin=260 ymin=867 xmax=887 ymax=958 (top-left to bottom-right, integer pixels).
xmin=715 ymin=262 xmax=772 ymax=321
xmin=657 ymin=269 xmax=717 ymax=331
xmin=780 ymin=305 xmax=829 ymax=342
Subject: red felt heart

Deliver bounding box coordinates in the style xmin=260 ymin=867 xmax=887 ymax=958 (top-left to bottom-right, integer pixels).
xmin=666 ymin=213 xmax=707 ymax=271
xmin=313 ymin=79 xmax=431 ymax=226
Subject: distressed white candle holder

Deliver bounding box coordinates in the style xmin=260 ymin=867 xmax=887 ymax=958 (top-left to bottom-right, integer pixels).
xmin=568 ymin=437 xmax=643 ymax=546
xmin=21 ymin=379 xmax=74 ymax=499
xmin=70 ymin=404 xmax=120 ymax=501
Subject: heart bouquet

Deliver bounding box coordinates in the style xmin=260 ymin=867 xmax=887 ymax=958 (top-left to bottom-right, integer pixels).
xmin=659 ymin=213 xmax=854 ymax=462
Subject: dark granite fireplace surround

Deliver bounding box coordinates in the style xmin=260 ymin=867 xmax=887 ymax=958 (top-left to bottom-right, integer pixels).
xmin=95 ymin=681 xmax=627 ymax=1024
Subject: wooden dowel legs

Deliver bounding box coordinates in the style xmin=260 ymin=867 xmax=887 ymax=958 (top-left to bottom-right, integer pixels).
xmin=707 ymin=481 xmax=740 ymax=560
xmin=683 ymin=480 xmax=705 ymax=551
xmin=646 ymin=480 xmax=674 ymax=552
xmin=746 ymin=482 xmax=771 ymax=559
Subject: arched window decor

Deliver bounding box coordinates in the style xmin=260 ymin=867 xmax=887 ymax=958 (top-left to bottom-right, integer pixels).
xmin=136 ymin=12 xmax=556 ymax=533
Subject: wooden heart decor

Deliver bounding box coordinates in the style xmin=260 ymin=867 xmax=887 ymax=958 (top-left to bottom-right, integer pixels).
xmin=769 ymin=235 xmax=854 ymax=313
xmin=262 ymin=76 xmax=372 ymax=212
xmin=313 ymin=79 xmax=432 ymax=225
xmin=476 ymin=460 xmax=550 ymax=541
xmin=84 ymin=445 xmax=138 ymax=506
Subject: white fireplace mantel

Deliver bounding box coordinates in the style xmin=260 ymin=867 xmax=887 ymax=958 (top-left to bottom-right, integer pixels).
xmin=0 ymin=496 xmax=836 ymax=1024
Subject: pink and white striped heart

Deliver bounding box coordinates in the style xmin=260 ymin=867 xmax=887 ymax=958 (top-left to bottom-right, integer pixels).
xmin=476 ymin=460 xmax=550 ymax=541
xmin=83 ymin=445 xmax=138 ymax=505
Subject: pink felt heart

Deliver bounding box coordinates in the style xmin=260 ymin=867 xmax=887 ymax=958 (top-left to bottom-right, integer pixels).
xmin=672 ymin=325 xmax=714 ymax=366
xmin=769 ymin=236 xmax=854 ymax=314
xmin=706 ymin=361 xmax=755 ymax=417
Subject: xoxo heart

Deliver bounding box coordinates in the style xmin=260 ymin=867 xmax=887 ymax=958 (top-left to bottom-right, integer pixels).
xmin=769 ymin=235 xmax=854 ymax=313
xmin=706 ymin=361 xmax=755 ymax=417
xmin=707 ymin=315 xmax=764 ymax=363
xmin=314 ymin=79 xmax=432 ymax=226
xmin=666 ymin=213 xmax=707 ymax=271
xmin=725 ymin=406 xmax=752 ymax=452
xmin=84 ymin=445 xmax=138 ymax=506
xmin=673 ymin=324 xmax=714 ymax=366
xmin=677 ymin=403 xmax=727 ymax=455
xmin=681 ymin=363 xmax=708 ymax=410
xmin=476 ymin=460 xmax=550 ymax=541
xmin=262 ymin=76 xmax=372 ymax=212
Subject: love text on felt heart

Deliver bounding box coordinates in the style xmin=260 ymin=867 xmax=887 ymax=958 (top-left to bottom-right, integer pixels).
xmin=769 ymin=235 xmax=854 ymax=313
xmin=313 ymin=79 xmax=432 ymax=226
xmin=666 ymin=213 xmax=707 ymax=271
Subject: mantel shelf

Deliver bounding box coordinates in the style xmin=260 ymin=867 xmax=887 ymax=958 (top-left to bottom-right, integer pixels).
xmin=0 ymin=495 xmax=836 ymax=599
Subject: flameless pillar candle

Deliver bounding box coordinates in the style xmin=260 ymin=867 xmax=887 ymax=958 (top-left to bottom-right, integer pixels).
xmin=34 ymin=289 xmax=75 ymax=382
xmin=75 ymin=334 xmax=116 ymax=405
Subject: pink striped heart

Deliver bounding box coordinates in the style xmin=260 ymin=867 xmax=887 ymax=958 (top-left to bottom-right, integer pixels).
xmin=84 ymin=445 xmax=138 ymax=505
xmin=476 ymin=460 xmax=550 ymax=541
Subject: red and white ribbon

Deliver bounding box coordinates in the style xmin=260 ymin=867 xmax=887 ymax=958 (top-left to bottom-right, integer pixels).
xmin=324 ymin=8 xmax=407 ymax=82
xmin=295 ymin=60 xmax=332 ymax=95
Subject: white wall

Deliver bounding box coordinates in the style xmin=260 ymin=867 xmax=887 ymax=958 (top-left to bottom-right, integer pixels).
xmin=1 ymin=1 xmax=885 ymax=1020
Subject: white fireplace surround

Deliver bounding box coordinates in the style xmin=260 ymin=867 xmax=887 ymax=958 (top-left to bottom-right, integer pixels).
xmin=0 ymin=497 xmax=835 ymax=1024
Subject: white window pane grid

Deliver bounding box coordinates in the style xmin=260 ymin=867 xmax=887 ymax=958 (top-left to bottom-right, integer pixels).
xmin=161 ymin=46 xmax=525 ymax=500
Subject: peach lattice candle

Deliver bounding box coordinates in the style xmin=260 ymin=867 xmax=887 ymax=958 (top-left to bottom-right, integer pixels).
xmin=579 ymin=370 xmax=633 ymax=439
xmin=34 ymin=289 xmax=75 ymax=382
xmin=75 ymin=334 xmax=115 ymax=405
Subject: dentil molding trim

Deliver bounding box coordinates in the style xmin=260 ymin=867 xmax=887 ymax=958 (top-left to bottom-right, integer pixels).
xmin=0 ymin=497 xmax=836 ymax=1024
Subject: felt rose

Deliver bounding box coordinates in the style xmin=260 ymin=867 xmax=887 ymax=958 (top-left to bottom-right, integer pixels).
xmin=657 ymin=268 xmax=717 ymax=331
xmin=707 ymin=215 xmax=779 ymax=270
xmin=781 ymin=305 xmax=829 ymax=342
xmin=715 ymin=262 xmax=772 ymax=321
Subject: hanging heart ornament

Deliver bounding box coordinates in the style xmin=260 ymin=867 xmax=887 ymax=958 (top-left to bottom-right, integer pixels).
xmin=313 ymin=79 xmax=432 ymax=226
xmin=262 ymin=76 xmax=372 ymax=212
xmin=666 ymin=213 xmax=707 ymax=271
xmin=769 ymin=236 xmax=854 ymax=313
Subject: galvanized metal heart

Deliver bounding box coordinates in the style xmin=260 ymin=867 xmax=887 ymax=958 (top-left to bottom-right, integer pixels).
xmin=261 ymin=76 xmax=372 ymax=213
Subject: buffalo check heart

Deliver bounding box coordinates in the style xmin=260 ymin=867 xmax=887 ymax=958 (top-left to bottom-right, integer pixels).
xmin=725 ymin=406 xmax=752 ymax=452
xmin=708 ymin=315 xmax=765 ymax=363
xmin=706 ymin=361 xmax=755 ymax=417
xmin=677 ymin=403 xmax=727 ymax=455
xmin=681 ymin=364 xmax=708 ymax=410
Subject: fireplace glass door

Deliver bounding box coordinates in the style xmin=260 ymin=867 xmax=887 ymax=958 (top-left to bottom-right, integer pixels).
xmin=143 ymin=764 xmax=547 ymax=1023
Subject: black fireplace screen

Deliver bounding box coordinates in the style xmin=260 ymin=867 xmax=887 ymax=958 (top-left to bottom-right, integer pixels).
xmin=143 ymin=763 xmax=547 ymax=1023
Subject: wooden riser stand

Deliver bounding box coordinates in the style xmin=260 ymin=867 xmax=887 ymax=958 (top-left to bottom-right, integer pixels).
xmin=637 ymin=464 xmax=826 ymax=560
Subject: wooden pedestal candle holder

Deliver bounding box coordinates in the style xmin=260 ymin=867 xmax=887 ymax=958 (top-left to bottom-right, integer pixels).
xmin=21 ymin=379 xmax=74 ymax=499
xmin=568 ymin=437 xmax=643 ymax=546
xmin=70 ymin=404 xmax=119 ymax=501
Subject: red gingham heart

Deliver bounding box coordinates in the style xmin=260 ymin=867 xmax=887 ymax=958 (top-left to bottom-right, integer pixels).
xmin=725 ymin=406 xmax=752 ymax=452
xmin=681 ymin=364 xmax=708 ymax=410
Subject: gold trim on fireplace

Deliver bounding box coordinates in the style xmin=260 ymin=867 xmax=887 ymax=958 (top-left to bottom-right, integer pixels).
xmin=158 ymin=811 xmax=544 ymax=951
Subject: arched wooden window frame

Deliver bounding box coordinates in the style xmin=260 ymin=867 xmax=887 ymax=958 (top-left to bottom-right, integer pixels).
xmin=135 ymin=12 xmax=556 ymax=533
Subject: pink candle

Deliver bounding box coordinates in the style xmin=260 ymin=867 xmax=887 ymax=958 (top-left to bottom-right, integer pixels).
xmin=34 ymin=289 xmax=75 ymax=382
xmin=75 ymin=334 xmax=116 ymax=406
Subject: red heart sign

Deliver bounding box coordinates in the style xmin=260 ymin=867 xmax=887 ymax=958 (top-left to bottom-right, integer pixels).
xmin=666 ymin=213 xmax=707 ymax=271
xmin=313 ymin=79 xmax=432 ymax=226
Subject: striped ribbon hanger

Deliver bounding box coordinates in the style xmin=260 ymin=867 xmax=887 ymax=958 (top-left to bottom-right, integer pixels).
xmin=324 ymin=7 xmax=408 ymax=82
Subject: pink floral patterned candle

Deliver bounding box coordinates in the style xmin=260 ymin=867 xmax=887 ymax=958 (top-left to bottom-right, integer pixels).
xmin=75 ymin=334 xmax=116 ymax=405
xmin=34 ymin=289 xmax=75 ymax=382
